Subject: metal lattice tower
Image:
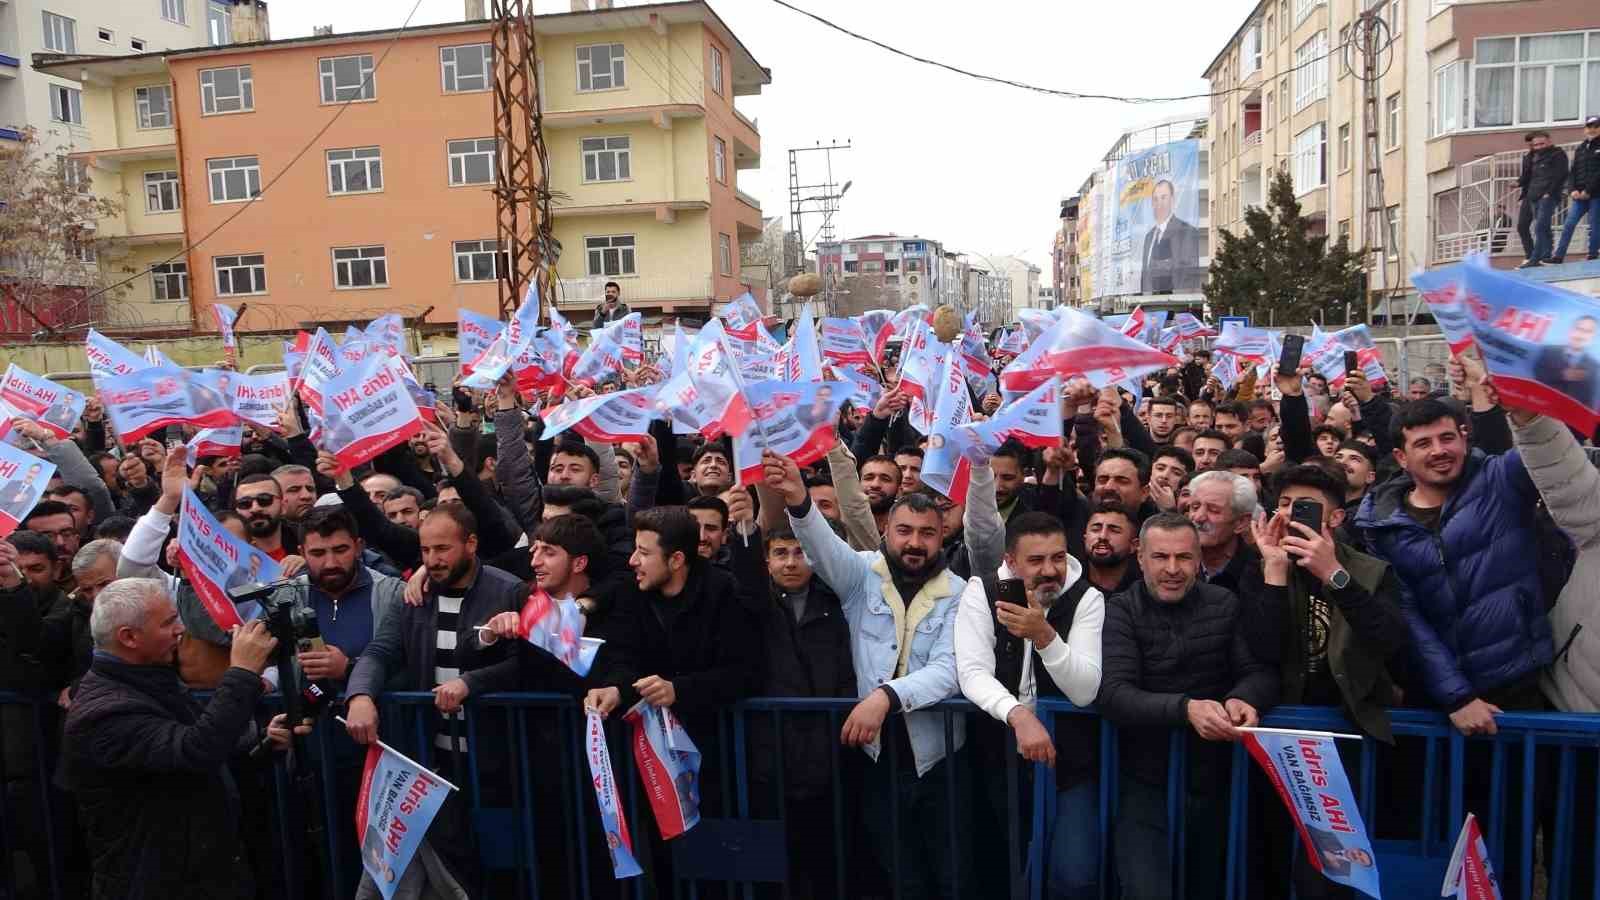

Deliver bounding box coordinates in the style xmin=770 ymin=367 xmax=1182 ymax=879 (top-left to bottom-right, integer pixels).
xmin=490 ymin=0 xmax=555 ymax=320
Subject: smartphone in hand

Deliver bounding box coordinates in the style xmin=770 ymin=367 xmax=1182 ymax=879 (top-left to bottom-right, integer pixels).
xmin=1277 ymin=334 xmax=1305 ymax=378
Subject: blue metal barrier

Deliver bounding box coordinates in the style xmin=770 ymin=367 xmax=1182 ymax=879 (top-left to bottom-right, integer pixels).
xmin=5 ymin=690 xmax=1600 ymax=899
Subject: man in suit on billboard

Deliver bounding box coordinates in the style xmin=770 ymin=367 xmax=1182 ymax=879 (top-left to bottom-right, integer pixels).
xmin=1532 ymin=314 xmax=1600 ymax=409
xmin=1139 ymin=179 xmax=1203 ymax=294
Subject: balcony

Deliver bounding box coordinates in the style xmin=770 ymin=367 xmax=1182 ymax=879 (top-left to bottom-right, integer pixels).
xmin=557 ymin=274 xmax=713 ymax=311
xmin=1432 ymin=142 xmax=1587 ymax=265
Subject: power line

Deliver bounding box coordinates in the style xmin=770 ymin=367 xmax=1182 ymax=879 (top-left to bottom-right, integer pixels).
xmin=73 ymin=0 xmax=430 ymax=314
xmin=767 ymin=0 xmax=1348 ymax=104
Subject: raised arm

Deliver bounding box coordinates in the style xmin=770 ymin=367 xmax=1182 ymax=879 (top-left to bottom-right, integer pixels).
xmin=767 ymin=452 xmax=871 ymax=606
xmin=962 ymin=461 xmax=1004 ymax=581
xmin=826 ymin=440 xmax=881 ymax=551
xmin=1513 ymin=413 xmax=1600 ymax=547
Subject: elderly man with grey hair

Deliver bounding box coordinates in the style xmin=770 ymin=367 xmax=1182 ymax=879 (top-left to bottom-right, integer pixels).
xmin=59 ymin=577 xmax=286 ymax=900
xmin=1183 ymin=469 xmax=1260 ymax=598
xmin=38 ymin=539 xmax=124 ymax=708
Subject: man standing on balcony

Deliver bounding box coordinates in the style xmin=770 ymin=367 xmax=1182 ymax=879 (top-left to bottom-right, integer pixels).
xmin=1551 ymin=116 xmax=1600 ymax=264
xmin=1517 ymin=130 xmax=1570 ymax=268
xmin=592 ymin=281 xmax=631 ymax=329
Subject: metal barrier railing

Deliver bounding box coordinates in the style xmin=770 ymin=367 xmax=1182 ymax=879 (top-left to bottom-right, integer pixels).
xmin=3 ymin=691 xmax=1597 ymax=899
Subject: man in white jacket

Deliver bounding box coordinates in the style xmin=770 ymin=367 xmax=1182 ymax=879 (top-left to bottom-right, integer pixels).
xmin=955 ymin=510 xmax=1105 ymax=898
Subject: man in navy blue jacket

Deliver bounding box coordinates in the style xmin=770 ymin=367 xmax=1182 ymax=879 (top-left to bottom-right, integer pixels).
xmin=1354 ymin=399 xmax=1554 ymax=731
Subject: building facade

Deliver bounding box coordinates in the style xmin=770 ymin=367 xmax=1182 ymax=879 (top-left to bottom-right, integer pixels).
xmin=1204 ymin=0 xmax=1422 ymax=315
xmin=1053 ymin=194 xmax=1080 ymax=307
xmin=816 ymin=234 xmax=950 ymax=317
xmin=35 ymin=0 xmax=764 ymax=336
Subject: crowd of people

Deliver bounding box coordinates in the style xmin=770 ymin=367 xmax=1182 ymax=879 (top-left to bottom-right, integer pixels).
xmin=0 ymin=327 xmax=1596 ymax=900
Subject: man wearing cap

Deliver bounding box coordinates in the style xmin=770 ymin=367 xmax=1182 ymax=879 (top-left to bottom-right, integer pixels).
xmin=1551 ymin=116 xmax=1600 ymax=264
xmin=1517 ymin=130 xmax=1570 ymax=268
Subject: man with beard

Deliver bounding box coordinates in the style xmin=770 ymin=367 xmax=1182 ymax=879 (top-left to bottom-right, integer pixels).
xmin=989 ymin=443 xmax=1033 ymax=523
xmin=1096 ymin=514 xmax=1277 ymax=900
xmin=232 ymin=473 xmax=298 ymax=561
xmin=1147 ymin=396 xmax=1182 ymax=446
xmin=344 ymin=504 xmax=526 ymax=896
xmin=955 ymin=512 xmax=1105 ymax=897
xmin=405 ymin=430 xmax=443 ymax=481
xmin=687 ymin=495 xmax=731 ymax=563
xmin=1213 ymin=403 xmax=1248 ymax=443
xmin=1355 ymin=399 xmax=1553 ymax=737
xmin=1185 ymin=470 xmax=1259 ymax=596
xmin=1083 ymin=501 xmax=1141 ymax=597
xmin=22 ymin=500 xmax=82 ymax=593
xmin=583 ymin=505 xmax=759 ymax=880
xmin=767 ymin=450 xmax=970 ymax=899
xmin=267 ymin=506 xmax=406 ymax=897
xmin=859 ymin=454 xmax=902 ymax=534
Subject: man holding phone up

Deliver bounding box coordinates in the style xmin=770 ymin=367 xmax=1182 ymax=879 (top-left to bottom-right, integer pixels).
xmin=954 ymin=512 xmax=1105 ymax=897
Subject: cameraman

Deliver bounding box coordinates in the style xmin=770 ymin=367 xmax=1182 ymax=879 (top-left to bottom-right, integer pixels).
xmin=59 ymin=578 xmax=280 ymax=900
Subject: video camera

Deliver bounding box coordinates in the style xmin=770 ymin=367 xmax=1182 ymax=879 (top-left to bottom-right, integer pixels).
xmin=228 ymin=580 xmax=332 ymax=753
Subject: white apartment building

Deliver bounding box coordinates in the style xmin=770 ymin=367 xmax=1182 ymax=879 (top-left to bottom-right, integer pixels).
xmin=1 ymin=0 xmax=267 ymax=148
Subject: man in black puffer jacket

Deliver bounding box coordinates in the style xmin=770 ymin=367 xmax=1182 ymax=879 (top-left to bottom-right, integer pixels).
xmin=59 ymin=577 xmax=279 ymax=900
xmin=1097 ymin=513 xmax=1279 ymax=900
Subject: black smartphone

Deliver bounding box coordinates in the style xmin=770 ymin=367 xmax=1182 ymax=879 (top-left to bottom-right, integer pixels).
xmin=1344 ymin=350 xmax=1361 ymax=375
xmin=1277 ymin=334 xmax=1306 ymax=377
xmin=996 ymin=578 xmax=1027 ymax=607
xmin=1289 ymin=498 xmax=1324 ymax=538
xmin=452 ymin=386 xmax=475 ymax=412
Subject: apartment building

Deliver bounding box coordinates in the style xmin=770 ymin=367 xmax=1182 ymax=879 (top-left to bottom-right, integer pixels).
xmin=1204 ymin=0 xmax=1424 ymax=316
xmin=33 ymin=0 xmax=766 ymax=336
xmin=1053 ymin=194 xmax=1080 ymax=308
xmin=2 ymin=0 xmax=266 ymax=145
xmin=1425 ymin=0 xmax=1599 ymax=271
xmin=816 ymin=234 xmax=951 ymax=316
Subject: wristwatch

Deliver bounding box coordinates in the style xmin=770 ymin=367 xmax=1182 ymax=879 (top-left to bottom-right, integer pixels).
xmin=1326 ymin=568 xmax=1351 ymax=590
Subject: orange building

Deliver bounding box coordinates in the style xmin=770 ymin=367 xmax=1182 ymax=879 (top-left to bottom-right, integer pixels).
xmin=42 ymin=1 xmax=768 ymax=337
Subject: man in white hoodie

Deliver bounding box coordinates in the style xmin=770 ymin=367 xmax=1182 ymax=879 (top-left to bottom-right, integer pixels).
xmin=955 ymin=510 xmax=1105 ymax=898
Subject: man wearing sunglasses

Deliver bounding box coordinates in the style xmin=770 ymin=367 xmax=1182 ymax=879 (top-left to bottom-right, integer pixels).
xmin=233 ymin=473 xmax=298 ymax=561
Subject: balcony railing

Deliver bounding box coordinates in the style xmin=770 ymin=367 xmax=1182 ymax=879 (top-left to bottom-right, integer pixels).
xmin=1432 ymin=140 xmax=1588 ymax=265
xmin=1242 ymin=128 xmax=1263 ymax=150
xmin=556 ymin=274 xmax=713 ymax=306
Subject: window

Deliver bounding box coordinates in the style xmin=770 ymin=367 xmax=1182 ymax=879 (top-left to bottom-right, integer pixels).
xmin=207 ymin=1 xmax=231 ymax=45
xmin=1279 ymin=77 xmax=1290 ymax=120
xmin=1337 ymin=219 xmax=1351 ymax=245
xmin=97 ymin=27 xmax=114 ymax=44
xmin=72 ymin=241 xmax=96 ymax=265
xmin=42 ymin=12 xmax=76 ymax=53
xmin=1337 ymin=25 xmax=1350 ymax=78
xmin=49 ymin=85 xmax=82 ymax=125
xmin=135 ymin=85 xmax=173 ymax=129
xmin=200 ymin=65 xmax=254 ymax=114
xmin=585 ymin=235 xmax=635 ymax=277
xmin=718 ymin=233 xmax=732 ymax=275
xmin=713 ymin=137 xmax=727 ymax=183
xmin=320 ymin=54 xmax=376 ymax=103
xmin=447 ymin=138 xmax=496 ymax=185
xmin=884 ymin=258 xmax=900 ymax=273
xmin=1294 ymin=32 xmax=1328 ymax=110
xmin=326 ymin=147 xmax=383 ymax=194
xmin=1338 ymin=122 xmax=1351 ymax=170
xmin=1385 ymin=205 xmax=1401 ymax=258
xmin=581 ymin=136 xmax=630 ymax=182
xmin=214 ymin=254 xmax=266 ymax=295
xmin=710 ymin=45 xmax=725 ymax=96
xmin=1433 ymin=61 xmax=1465 ymax=135
xmin=1265 ymin=91 xmax=1274 ymax=123
xmin=161 ymin=0 xmax=186 ymax=25
xmin=1240 ymin=23 xmax=1262 ymax=77
xmin=453 ymin=240 xmax=504 ymax=282
xmin=60 ymin=157 xmax=88 ymax=192
xmin=131 ymin=38 xmax=147 ymax=51
xmin=152 ymin=261 xmax=188 ymax=300
xmin=207 ymin=156 xmax=261 ymax=203
xmin=1266 ymin=14 xmax=1275 ymax=45
xmin=1293 ymin=122 xmax=1327 ymax=190
xmin=144 ymin=170 xmax=181 ymax=212
xmin=861 ymin=260 xmax=881 ymax=272
xmin=332 ymin=246 xmax=388 ymax=289
xmin=1385 ymin=93 xmax=1401 ymax=148
xmin=441 ymin=43 xmax=492 ymax=93
xmin=576 ymin=43 xmax=625 ymax=92
xmin=1293 ymin=0 xmax=1321 ymax=26
xmin=843 ymin=260 xmax=859 ymax=273
xmin=1472 ymin=33 xmax=1591 ymax=129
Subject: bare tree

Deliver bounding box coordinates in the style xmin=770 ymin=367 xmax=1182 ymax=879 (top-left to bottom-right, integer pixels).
xmin=0 ymin=127 xmax=125 ymax=338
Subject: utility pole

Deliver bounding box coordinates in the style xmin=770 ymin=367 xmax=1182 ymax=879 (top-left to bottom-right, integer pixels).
xmin=490 ymin=0 xmax=555 ymax=321
xmin=1349 ymin=9 xmax=1395 ymax=325
xmin=787 ymin=140 xmax=851 ymax=316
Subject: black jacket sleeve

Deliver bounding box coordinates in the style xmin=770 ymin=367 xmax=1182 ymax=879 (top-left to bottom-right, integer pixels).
xmin=850 ymin=411 xmax=892 ymax=463
xmin=1280 ymin=393 xmax=1316 ymax=464
xmin=1330 ymin=566 xmax=1410 ymax=663
xmin=76 ymin=667 xmax=263 ymax=773
xmin=1359 ymin=397 xmax=1396 ymax=458
xmin=1224 ymin=607 xmax=1280 ymax=713
xmin=1119 ymin=400 xmax=1156 ymax=459
xmin=337 ymin=483 xmax=421 ymax=572
xmin=669 ymin=594 xmax=762 ymax=715
xmin=1470 ymin=407 xmax=1514 ymax=455
xmin=650 ymin=419 xmax=687 ymax=507
xmin=372 ymin=444 xmax=439 ymax=501
xmin=447 ymin=465 xmax=522 ymax=560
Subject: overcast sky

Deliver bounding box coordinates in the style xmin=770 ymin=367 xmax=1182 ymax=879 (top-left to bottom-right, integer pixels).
xmin=267 ymin=0 xmax=1247 ymax=274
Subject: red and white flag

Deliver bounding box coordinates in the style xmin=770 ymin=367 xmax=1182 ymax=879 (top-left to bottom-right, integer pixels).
xmin=820 ymin=317 xmax=872 ymax=367
xmin=511 ymin=587 xmax=603 ymax=676
xmin=998 ymin=308 xmax=1176 ymax=399
xmin=960 ymin=375 xmax=1063 ymax=452
xmin=656 ymin=320 xmax=751 ymax=438
xmin=541 ymin=385 xmax=658 ymax=444
xmin=1442 ymin=813 xmax=1501 ymax=900
xmin=784 ymin=304 xmax=825 ymax=383
xmin=623 ymin=701 xmax=702 ymax=840
xmin=353 ymin=738 xmax=456 ymax=900
xmin=896 ymin=317 xmax=942 ymax=405
xmin=918 ymin=348 xmax=973 ymax=500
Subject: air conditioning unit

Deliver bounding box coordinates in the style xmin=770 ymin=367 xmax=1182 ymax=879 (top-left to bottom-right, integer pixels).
xmin=908 ymin=274 xmax=919 ymax=285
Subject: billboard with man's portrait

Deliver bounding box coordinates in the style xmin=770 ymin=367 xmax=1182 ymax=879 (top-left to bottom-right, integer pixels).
xmin=1099 ymin=138 xmax=1204 ymax=297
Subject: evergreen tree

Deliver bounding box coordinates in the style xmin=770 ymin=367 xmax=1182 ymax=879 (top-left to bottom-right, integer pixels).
xmin=1205 ymin=168 xmax=1365 ymax=325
